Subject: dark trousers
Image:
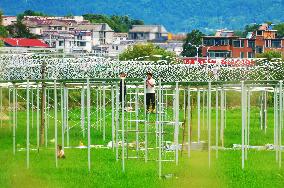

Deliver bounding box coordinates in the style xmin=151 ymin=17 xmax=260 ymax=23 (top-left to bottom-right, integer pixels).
xmin=146 ymin=93 xmax=155 ymax=111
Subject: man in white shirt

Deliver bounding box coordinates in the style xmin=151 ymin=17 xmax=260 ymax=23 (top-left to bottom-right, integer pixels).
xmin=146 ymin=72 xmax=156 ymax=112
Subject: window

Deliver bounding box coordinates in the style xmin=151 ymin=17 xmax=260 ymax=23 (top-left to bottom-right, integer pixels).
xmin=208 ymin=51 xmax=230 ymax=58
xmin=248 ymin=41 xmax=255 ymax=48
xmin=214 ymin=39 xmax=229 ymax=46
xmin=272 ymin=40 xmax=281 ymax=48
xmin=59 ymin=41 xmax=64 ymax=46
xmin=256 ymin=46 xmax=263 ymax=53
xmin=240 ymin=52 xmax=244 ymax=58
xmin=203 ymin=39 xmax=214 ymax=46
xmin=248 ymin=52 xmax=254 ymax=58
xmin=257 ymin=30 xmax=263 ymax=36
xmin=116 ymin=46 xmax=118 ymax=50
xmin=233 ymin=40 xmax=244 ymax=47
xmin=79 ymin=42 xmax=86 ymax=46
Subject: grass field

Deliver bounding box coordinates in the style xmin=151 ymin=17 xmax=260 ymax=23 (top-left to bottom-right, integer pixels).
xmin=0 ymin=105 xmax=284 ymax=188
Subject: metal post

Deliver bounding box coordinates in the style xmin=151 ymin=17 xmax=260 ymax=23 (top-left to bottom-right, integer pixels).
xmin=264 ymin=90 xmax=267 ymax=134
xmin=215 ymin=87 xmax=218 ymax=159
xmin=111 ymin=85 xmax=115 ymax=151
xmin=175 ymin=82 xmax=179 ymax=165
xmin=208 ymin=82 xmax=211 ymax=167
xmin=13 ymin=84 xmax=16 ymax=155
xmin=241 ymin=81 xmax=246 ymax=169
xmin=60 ymin=85 xmax=64 ymax=150
xmin=135 ymin=85 xmax=139 ymax=158
xmin=197 ymin=88 xmax=201 ymax=143
xmin=36 ymin=84 xmax=40 ymax=151
xmin=246 ymin=88 xmax=251 ymax=160
xmin=144 ymin=80 xmax=148 ymax=162
xmin=65 ymin=87 xmax=69 ymax=147
xmin=220 ymin=88 xmax=224 ymax=147
xmin=279 ymin=81 xmax=282 ymax=168
xmin=115 ymin=83 xmax=119 ymax=161
xmin=103 ymin=82 xmax=106 ymax=141
xmin=54 ymin=80 xmax=58 ymax=168
xmin=26 ymin=80 xmax=30 ymax=169
xmin=44 ymin=89 xmax=47 ymax=147
xmin=0 ymin=87 xmax=2 ymax=128
xmin=121 ymin=79 xmax=125 ymax=172
xmin=81 ymin=85 xmax=85 ymax=138
xmin=158 ymin=79 xmax=162 ymax=178
xmin=87 ymin=78 xmax=91 ymax=171
xmin=31 ymin=88 xmax=34 ymax=129
xmin=187 ymin=85 xmax=191 ymax=158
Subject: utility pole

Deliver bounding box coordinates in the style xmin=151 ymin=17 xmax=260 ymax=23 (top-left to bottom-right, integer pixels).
xmin=40 ymin=57 xmax=46 ymax=146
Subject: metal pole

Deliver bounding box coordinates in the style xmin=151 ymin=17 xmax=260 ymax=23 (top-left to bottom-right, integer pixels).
xmin=144 ymin=80 xmax=148 ymax=162
xmin=31 ymin=88 xmax=34 ymax=129
xmin=264 ymin=90 xmax=267 ymax=134
xmin=279 ymin=81 xmax=282 ymax=168
xmin=187 ymin=85 xmax=191 ymax=158
xmin=44 ymin=89 xmax=47 ymax=147
xmin=26 ymin=80 xmax=30 ymax=169
xmin=81 ymin=85 xmax=85 ymax=138
xmin=121 ymin=79 xmax=125 ymax=172
xmin=208 ymin=82 xmax=211 ymax=167
xmin=220 ymin=88 xmax=224 ymax=147
xmin=175 ymin=82 xmax=179 ymax=165
xmin=36 ymin=84 xmax=40 ymax=151
xmin=13 ymin=85 xmax=16 ymax=155
xmin=135 ymin=85 xmax=139 ymax=158
xmin=158 ymin=79 xmax=162 ymax=178
xmin=115 ymin=83 xmax=119 ymax=161
xmin=66 ymin=88 xmax=69 ymax=147
xmin=197 ymin=88 xmax=201 ymax=143
xmin=246 ymin=88 xmax=251 ymax=160
xmin=215 ymin=87 xmax=218 ymax=159
xmin=87 ymin=78 xmax=91 ymax=171
xmin=61 ymin=85 xmax=64 ymax=150
xmin=111 ymin=85 xmax=115 ymax=151
xmin=103 ymin=82 xmax=106 ymax=141
xmin=241 ymin=81 xmax=246 ymax=169
xmin=54 ymin=80 xmax=58 ymax=168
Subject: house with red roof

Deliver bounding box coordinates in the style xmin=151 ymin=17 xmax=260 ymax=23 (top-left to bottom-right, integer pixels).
xmin=0 ymin=38 xmax=49 ymax=48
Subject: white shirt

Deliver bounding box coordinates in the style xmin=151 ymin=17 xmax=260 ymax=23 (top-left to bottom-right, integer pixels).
xmin=146 ymin=78 xmax=155 ymax=93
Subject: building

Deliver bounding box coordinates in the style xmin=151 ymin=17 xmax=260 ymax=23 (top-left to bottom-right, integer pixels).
xmin=155 ymin=42 xmax=184 ymax=56
xmin=201 ymin=24 xmax=284 ymax=58
xmin=41 ymin=30 xmax=93 ymax=52
xmin=0 ymin=38 xmax=49 ymax=48
xmin=2 ymin=16 xmax=17 ymax=26
xmin=128 ymin=25 xmax=168 ymax=41
xmin=22 ymin=16 xmax=114 ymax=52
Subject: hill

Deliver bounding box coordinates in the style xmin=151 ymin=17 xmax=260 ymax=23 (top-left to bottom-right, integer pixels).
xmin=1 ymin=0 xmax=284 ymax=33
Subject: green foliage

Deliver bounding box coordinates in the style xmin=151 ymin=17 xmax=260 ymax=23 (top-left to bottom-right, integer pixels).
xmin=181 ymin=30 xmax=204 ymax=57
xmin=0 ymin=26 xmax=8 ymax=37
xmin=0 ymin=40 xmax=4 ymax=47
xmin=119 ymin=43 xmax=176 ymax=62
xmin=0 ymin=9 xmax=3 ymax=25
xmin=256 ymin=50 xmax=282 ymax=60
xmin=274 ymin=23 xmax=284 ymax=38
xmin=17 ymin=10 xmax=48 ymax=21
xmin=6 ymin=21 xmax=37 ymax=38
xmin=83 ymin=14 xmax=144 ymax=32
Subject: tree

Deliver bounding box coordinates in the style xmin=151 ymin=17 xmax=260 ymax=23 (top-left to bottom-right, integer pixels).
xmin=256 ymin=50 xmax=282 ymax=60
xmin=181 ymin=30 xmax=204 ymax=57
xmin=0 ymin=9 xmax=3 ymax=25
xmin=6 ymin=21 xmax=37 ymax=38
xmin=119 ymin=43 xmax=176 ymax=63
xmin=0 ymin=26 xmax=8 ymax=37
xmin=83 ymin=14 xmax=144 ymax=33
xmin=274 ymin=23 xmax=284 ymax=38
xmin=17 ymin=10 xmax=47 ymax=21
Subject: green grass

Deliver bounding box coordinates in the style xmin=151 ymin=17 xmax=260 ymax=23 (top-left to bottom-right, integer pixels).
xmin=0 ymin=105 xmax=284 ymax=188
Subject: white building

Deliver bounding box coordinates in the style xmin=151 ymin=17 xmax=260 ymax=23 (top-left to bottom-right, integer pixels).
xmin=128 ymin=25 xmax=168 ymax=41
xmin=42 ymin=30 xmax=93 ymax=52
xmin=2 ymin=16 xmax=17 ymax=26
